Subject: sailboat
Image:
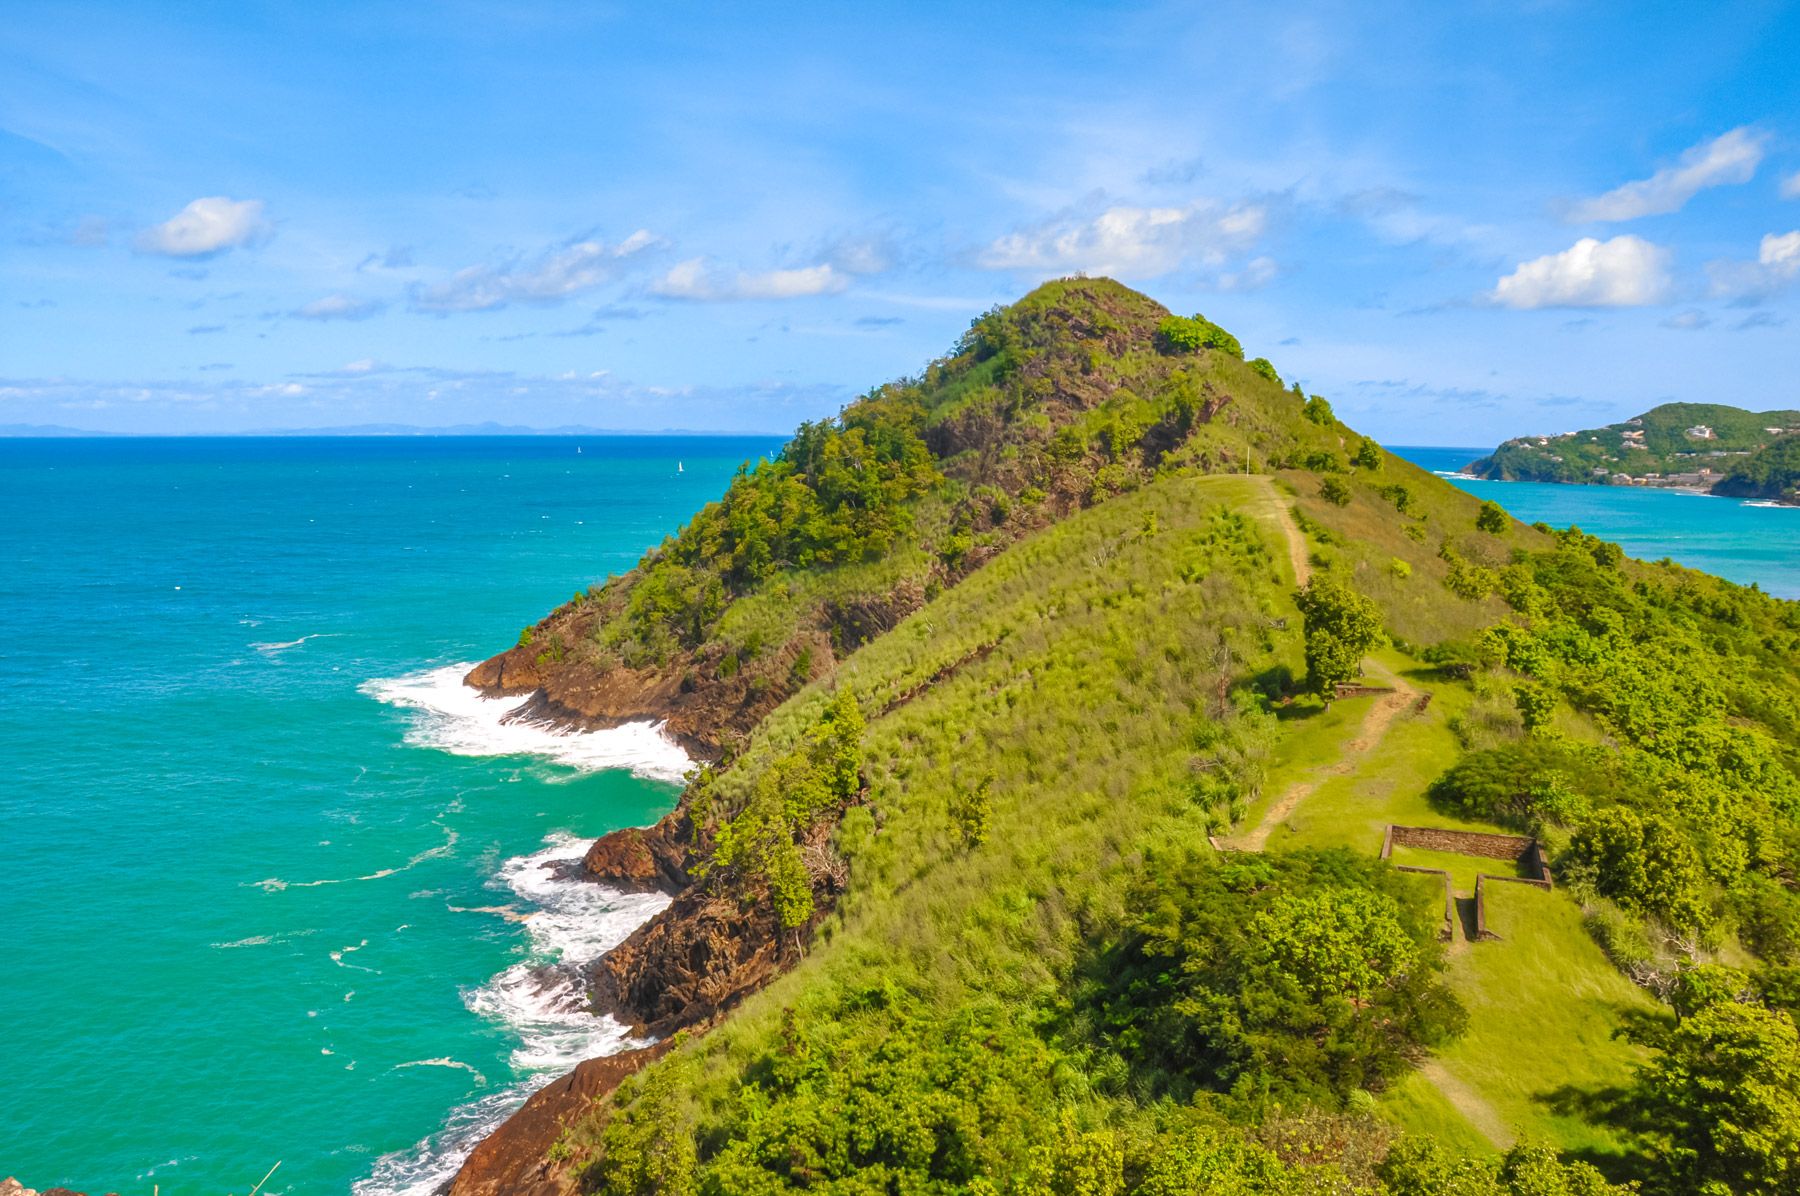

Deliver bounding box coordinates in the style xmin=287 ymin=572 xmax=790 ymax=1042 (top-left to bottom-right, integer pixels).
xmin=677 ymin=461 xmax=684 ymax=474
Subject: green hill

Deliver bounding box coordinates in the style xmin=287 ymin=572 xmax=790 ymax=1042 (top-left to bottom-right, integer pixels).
xmin=1468 ymin=402 xmax=1800 ymax=488
xmin=1713 ymin=435 xmax=1800 ymax=504
xmin=450 ymin=280 xmax=1800 ymax=1196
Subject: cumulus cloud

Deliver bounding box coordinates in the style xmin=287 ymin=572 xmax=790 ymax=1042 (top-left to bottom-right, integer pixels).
xmin=135 ymin=197 xmax=270 ymax=257
xmin=293 ymin=294 xmax=385 ymax=321
xmin=1782 ymin=171 xmax=1800 ymax=201
xmin=976 ymin=200 xmax=1267 ymax=278
xmin=1708 ymin=230 xmax=1800 ymax=301
xmin=1565 ymin=127 xmax=1768 ymax=222
xmin=649 ymin=258 xmax=849 ymax=301
xmin=412 ymin=231 xmax=660 ymax=313
xmin=1487 ymin=236 xmax=1671 ymax=309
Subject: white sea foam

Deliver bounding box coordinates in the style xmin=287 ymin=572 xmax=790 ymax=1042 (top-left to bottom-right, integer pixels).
xmin=252 ymin=632 xmax=342 ymax=653
xmin=362 ymin=663 xmax=693 ymax=783
xmin=353 ymin=832 xmax=670 ymax=1196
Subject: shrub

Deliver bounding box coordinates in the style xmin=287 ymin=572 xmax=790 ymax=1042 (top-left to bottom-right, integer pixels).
xmin=1476 ymin=500 xmax=1509 ymax=535
xmin=1563 ymin=807 xmax=1712 ymax=932
xmin=1390 ymin=558 xmax=1413 ymax=580
xmin=1157 ymin=313 xmax=1243 ymax=358
xmin=1354 ymin=437 xmax=1383 ymax=470
xmin=1304 ymin=395 xmax=1335 ymax=425
xmin=1248 ymin=356 xmax=1281 ymax=384
xmin=1320 ymin=476 xmax=1352 ymax=506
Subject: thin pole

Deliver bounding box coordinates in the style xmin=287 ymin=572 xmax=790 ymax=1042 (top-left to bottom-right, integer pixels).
xmin=249 ymin=1161 xmax=282 ymax=1196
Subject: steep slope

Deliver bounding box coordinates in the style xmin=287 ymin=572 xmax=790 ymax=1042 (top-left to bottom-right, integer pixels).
xmin=452 ymin=281 xmax=1800 ymax=1196
xmin=464 ymin=279 xmax=1361 ymax=755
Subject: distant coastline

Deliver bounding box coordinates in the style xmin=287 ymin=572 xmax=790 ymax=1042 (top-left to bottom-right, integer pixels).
xmin=0 ymin=422 xmax=793 ymax=438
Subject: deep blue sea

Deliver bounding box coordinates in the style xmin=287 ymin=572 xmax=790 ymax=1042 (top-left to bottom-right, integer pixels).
xmin=1392 ymin=446 xmax=1800 ymax=600
xmin=0 ymin=436 xmax=780 ymax=1195
xmin=1 ymin=435 xmax=1794 ymax=1195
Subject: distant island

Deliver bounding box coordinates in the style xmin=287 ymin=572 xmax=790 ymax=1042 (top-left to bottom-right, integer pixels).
xmin=1466 ymin=402 xmax=1800 ymax=504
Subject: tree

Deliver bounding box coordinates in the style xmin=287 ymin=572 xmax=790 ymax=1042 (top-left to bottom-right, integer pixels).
xmin=1354 ymin=436 xmax=1383 ymax=470
xmin=1097 ymin=850 xmax=1463 ymax=1106
xmin=1563 ymin=807 xmax=1712 ymax=932
xmin=1476 ymin=500 xmax=1509 ymax=535
xmin=1320 ymin=476 xmax=1352 ymax=506
xmin=1295 ymin=577 xmax=1385 ymax=695
xmin=1622 ymin=1002 xmax=1800 ymax=1195
xmin=1248 ymin=356 xmax=1281 ymax=384
xmin=1304 ymin=394 xmax=1335 ymax=425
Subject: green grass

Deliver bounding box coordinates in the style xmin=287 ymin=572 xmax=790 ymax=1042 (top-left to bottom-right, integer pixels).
xmin=1388 ymin=846 xmax=1530 ymax=893
xmin=1402 ymin=884 xmax=1658 ymax=1158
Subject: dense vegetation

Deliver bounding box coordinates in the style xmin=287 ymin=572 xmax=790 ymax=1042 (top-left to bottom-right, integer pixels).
xmin=1468 ymin=402 xmax=1800 ymax=486
xmin=477 ymin=280 xmax=1800 ymax=1195
xmin=1713 ymin=435 xmax=1800 ymax=504
xmin=496 ymin=278 xmax=1375 ymax=746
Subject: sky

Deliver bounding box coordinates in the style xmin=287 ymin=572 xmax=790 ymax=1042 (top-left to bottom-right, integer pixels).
xmin=3 ymin=1 xmax=1799 ymax=444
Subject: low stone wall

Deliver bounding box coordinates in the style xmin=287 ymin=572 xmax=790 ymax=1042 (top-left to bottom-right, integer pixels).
xmin=1386 ymin=825 xmax=1534 ymax=862
xmin=1382 ymin=825 xmax=1555 ymax=944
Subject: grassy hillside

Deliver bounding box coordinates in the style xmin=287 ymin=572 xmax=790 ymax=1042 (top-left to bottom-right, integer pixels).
xmin=1469 ymin=402 xmax=1800 ymax=486
xmin=468 ymin=281 xmax=1800 ymax=1196
xmin=466 ymin=279 xmax=1372 ymax=753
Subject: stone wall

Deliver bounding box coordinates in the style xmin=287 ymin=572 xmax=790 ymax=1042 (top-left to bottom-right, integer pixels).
xmin=1386 ymin=824 xmax=1534 ymax=862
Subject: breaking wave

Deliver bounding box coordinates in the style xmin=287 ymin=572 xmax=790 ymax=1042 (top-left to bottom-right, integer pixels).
xmin=352 ymin=833 xmax=671 ymax=1196
xmin=361 ymin=663 xmax=693 ymax=784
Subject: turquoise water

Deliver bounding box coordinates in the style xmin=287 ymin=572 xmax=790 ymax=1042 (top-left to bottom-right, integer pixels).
xmin=4 ymin=436 xmax=1794 ymax=1195
xmin=1392 ymin=446 xmax=1800 ymax=600
xmin=0 ymin=436 xmax=780 ymax=1195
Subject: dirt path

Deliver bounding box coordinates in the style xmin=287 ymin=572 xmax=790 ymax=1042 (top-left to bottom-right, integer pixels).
xmin=1244 ymin=476 xmax=1313 ymax=586
xmin=1232 ymin=661 xmax=1420 ymax=850
xmin=1237 ymin=477 xmax=1505 ymax=1143
xmin=1417 ymin=1060 xmax=1515 ymax=1149
xmin=1238 ymin=780 xmax=1318 ymax=851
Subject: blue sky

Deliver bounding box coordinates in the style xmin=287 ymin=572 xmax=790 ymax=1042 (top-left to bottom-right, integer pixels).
xmin=3 ymin=1 xmax=1798 ymax=443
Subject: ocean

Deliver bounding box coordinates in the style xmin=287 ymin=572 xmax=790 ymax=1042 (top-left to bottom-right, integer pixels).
xmin=2 ymin=435 xmax=1795 ymax=1194
xmin=1392 ymin=446 xmax=1800 ymax=601
xmin=0 ymin=435 xmax=779 ymax=1195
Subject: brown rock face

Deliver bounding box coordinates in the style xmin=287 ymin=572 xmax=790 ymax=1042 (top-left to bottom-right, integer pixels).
xmin=581 ymin=816 xmax=693 ymax=893
xmin=446 ymin=1044 xmax=670 ymax=1196
xmin=588 ymin=880 xmax=795 ymax=1038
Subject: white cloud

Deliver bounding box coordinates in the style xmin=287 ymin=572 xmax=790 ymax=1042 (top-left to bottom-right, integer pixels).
xmin=1487 ymin=236 xmax=1672 ymax=309
xmin=976 ymin=200 xmax=1267 ymax=278
xmin=649 ymin=258 xmax=849 ymax=301
xmin=1782 ymin=171 xmax=1800 ymax=201
xmin=293 ymin=294 xmax=385 ymax=321
xmin=1709 ymin=230 xmax=1800 ymax=300
xmin=1218 ymin=255 xmax=1278 ymax=291
xmin=1566 ymin=127 xmax=1768 ymax=223
xmin=134 ymin=197 xmax=270 ymax=257
xmin=412 ymin=231 xmax=660 ymax=313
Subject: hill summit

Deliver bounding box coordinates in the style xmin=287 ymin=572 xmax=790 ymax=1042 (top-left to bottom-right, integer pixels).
xmin=446 ymin=279 xmax=1800 ymax=1196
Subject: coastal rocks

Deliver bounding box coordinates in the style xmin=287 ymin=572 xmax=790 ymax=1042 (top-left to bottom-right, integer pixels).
xmin=588 ymin=878 xmax=796 ymax=1038
xmin=446 ymin=1044 xmax=670 ymax=1196
xmin=581 ymin=817 xmax=692 ymax=893
xmin=1 ymin=1180 xmax=106 ymax=1196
